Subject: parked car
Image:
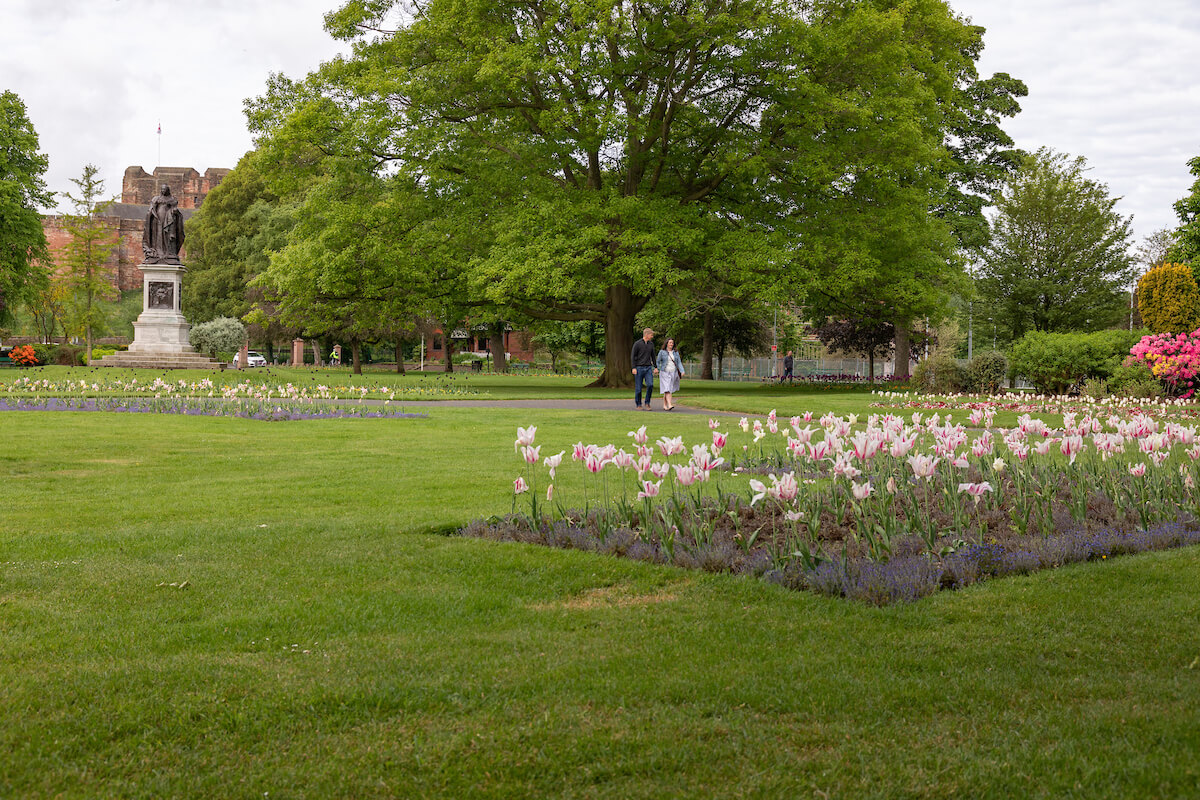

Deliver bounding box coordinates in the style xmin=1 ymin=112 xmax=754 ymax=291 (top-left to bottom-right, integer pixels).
xmin=245 ymin=351 xmax=267 ymax=367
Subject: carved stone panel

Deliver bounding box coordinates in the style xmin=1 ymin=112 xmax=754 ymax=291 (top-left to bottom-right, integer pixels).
xmin=149 ymin=281 xmax=174 ymax=310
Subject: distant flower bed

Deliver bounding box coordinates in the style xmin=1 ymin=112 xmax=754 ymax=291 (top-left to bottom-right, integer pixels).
xmin=0 ymin=374 xmax=476 ymax=401
xmin=871 ymin=389 xmax=1200 ymax=422
xmin=0 ymin=397 xmax=425 ymax=421
xmin=461 ymin=407 xmax=1200 ymax=605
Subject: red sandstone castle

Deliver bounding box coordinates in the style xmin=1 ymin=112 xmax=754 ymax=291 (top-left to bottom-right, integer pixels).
xmin=42 ymin=166 xmax=230 ymax=291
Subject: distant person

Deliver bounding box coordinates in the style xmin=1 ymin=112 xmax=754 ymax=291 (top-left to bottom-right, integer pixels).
xmin=656 ymin=338 xmax=684 ymax=411
xmin=631 ymin=328 xmax=658 ymax=410
xmin=783 ymin=350 xmax=794 ymax=382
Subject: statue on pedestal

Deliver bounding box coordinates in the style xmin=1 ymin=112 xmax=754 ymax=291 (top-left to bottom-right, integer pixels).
xmin=142 ymin=184 xmax=185 ymax=264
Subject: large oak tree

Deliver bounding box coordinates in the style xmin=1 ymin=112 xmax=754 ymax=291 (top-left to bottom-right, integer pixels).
xmin=248 ymin=0 xmax=1019 ymax=386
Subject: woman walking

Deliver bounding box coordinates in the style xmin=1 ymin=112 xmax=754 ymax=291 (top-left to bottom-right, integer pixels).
xmin=656 ymin=338 xmax=685 ymax=411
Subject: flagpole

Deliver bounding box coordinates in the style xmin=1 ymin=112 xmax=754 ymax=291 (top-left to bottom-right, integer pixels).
xmin=157 ymin=121 xmax=161 ymax=167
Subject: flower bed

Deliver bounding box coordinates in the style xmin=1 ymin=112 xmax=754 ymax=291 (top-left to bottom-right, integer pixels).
xmin=461 ymin=408 xmax=1200 ymax=604
xmin=0 ymin=373 xmax=478 ymax=401
xmin=0 ymin=397 xmax=425 ymax=421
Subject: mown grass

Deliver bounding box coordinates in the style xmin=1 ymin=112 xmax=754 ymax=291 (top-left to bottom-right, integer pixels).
xmin=3 ymin=407 xmax=1200 ymax=797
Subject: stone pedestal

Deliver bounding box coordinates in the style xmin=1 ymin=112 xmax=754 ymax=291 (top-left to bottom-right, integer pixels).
xmin=97 ymin=262 xmax=221 ymax=370
xmin=291 ymin=338 xmax=305 ymax=366
xmin=129 ymin=264 xmax=190 ymax=354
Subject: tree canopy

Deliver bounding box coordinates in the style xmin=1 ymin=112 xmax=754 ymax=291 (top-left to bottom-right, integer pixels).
xmin=0 ymin=90 xmax=51 ymax=324
xmin=1169 ymin=155 xmax=1200 ymax=266
xmin=975 ymin=147 xmax=1136 ymax=341
xmin=244 ymin=0 xmax=1023 ymax=386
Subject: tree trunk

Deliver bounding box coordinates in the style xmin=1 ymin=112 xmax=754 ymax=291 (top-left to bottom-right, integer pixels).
xmin=868 ymin=351 xmax=875 ymax=382
xmin=444 ymin=337 xmax=454 ymax=373
xmin=394 ymin=338 xmax=406 ymax=374
xmin=351 ymin=340 xmax=362 ymax=375
xmin=893 ymin=320 xmax=910 ymax=380
xmin=265 ymin=341 xmax=274 ymax=364
xmin=489 ymin=321 xmax=508 ymax=374
xmin=588 ymin=285 xmax=637 ymax=388
xmin=310 ymin=339 xmax=323 ymax=367
xmin=701 ymin=310 xmax=714 ymax=380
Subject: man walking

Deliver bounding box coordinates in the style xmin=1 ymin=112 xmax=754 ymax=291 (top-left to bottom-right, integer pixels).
xmin=783 ymin=350 xmax=794 ymax=382
xmin=631 ymin=328 xmax=658 ymax=410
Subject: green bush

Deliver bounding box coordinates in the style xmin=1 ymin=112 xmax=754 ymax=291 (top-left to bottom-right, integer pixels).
xmin=1107 ymin=360 xmax=1161 ymax=398
xmin=965 ymin=350 xmax=1007 ymax=394
xmin=1137 ymin=262 xmax=1200 ymax=334
xmin=30 ymin=343 xmax=51 ymax=366
xmin=1008 ymin=330 xmax=1147 ymax=394
xmin=90 ymin=347 xmax=117 ymax=361
xmin=1079 ymin=377 xmax=1109 ymax=399
xmin=912 ymin=352 xmax=966 ymax=394
xmin=191 ymin=317 xmax=247 ymax=359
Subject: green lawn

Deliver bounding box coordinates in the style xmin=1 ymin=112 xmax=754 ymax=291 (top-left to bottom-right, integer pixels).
xmin=3 ymin=406 xmax=1200 ymax=797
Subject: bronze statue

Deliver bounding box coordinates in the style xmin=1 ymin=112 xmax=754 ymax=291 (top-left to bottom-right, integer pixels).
xmin=142 ymin=184 xmax=185 ymax=263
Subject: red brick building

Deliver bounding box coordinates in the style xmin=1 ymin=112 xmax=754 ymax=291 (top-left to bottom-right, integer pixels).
xmin=41 ymin=166 xmax=230 ymax=291
xmin=424 ymin=324 xmax=536 ymax=362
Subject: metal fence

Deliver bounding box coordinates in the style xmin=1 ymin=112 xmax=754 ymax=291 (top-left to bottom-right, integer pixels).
xmin=679 ymin=355 xmax=904 ymax=382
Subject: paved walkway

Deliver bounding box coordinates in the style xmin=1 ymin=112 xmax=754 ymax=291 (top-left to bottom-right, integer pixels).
xmin=393 ymin=398 xmax=740 ymax=416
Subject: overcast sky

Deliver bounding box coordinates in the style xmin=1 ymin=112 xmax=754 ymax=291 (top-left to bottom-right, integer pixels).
xmin=2 ymin=0 xmax=1197 ymax=251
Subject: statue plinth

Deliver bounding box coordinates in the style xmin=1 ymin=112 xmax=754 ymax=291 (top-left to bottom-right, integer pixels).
xmin=96 ymin=261 xmax=220 ymax=370
xmin=128 ymin=263 xmax=191 ymax=354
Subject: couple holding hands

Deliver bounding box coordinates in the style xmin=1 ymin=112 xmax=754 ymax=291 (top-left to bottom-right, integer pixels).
xmin=630 ymin=328 xmax=685 ymax=411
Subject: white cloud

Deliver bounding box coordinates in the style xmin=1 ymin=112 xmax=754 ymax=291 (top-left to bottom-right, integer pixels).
xmin=2 ymin=0 xmax=1197 ymax=248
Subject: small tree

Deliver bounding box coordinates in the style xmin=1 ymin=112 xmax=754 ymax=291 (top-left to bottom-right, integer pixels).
xmin=1138 ymin=262 xmax=1200 ymax=334
xmin=809 ymin=318 xmax=895 ymax=382
xmin=60 ymin=164 xmax=117 ymax=363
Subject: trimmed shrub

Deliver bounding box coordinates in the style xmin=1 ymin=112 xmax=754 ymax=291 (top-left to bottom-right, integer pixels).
xmin=191 ymin=317 xmax=246 ymax=359
xmin=1138 ymin=262 xmax=1200 ymax=334
xmin=51 ymin=344 xmax=85 ymax=366
xmin=1007 ymin=330 xmax=1140 ymax=394
xmin=911 ymin=352 xmax=966 ymax=394
xmin=965 ymin=350 xmax=1007 ymax=393
xmin=1107 ymin=360 xmax=1161 ymax=398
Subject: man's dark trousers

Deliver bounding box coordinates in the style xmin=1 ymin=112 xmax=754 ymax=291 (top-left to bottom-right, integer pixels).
xmin=635 ymin=366 xmax=654 ymax=408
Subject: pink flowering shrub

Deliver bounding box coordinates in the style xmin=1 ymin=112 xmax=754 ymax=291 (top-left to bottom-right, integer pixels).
xmin=1129 ymin=329 xmax=1200 ymax=398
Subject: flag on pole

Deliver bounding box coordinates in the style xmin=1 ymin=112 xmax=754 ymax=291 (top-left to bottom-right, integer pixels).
xmin=157 ymin=122 xmax=161 ymax=134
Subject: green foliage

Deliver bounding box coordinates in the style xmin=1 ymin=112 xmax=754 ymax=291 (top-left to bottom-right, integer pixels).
xmin=912 ymin=354 xmax=966 ymax=394
xmin=1137 ymin=262 xmax=1200 ymax=334
xmin=1168 ymin=155 xmax=1200 ymax=265
xmin=966 ymin=349 xmax=1008 ymax=394
xmin=1008 ymin=330 xmax=1140 ymax=394
xmin=190 ymin=316 xmax=247 ymax=358
xmin=59 ymin=164 xmax=118 ymax=364
xmin=186 ymin=153 xmax=294 ymax=323
xmin=0 ymin=90 xmax=52 ymax=324
xmin=976 ymin=148 xmax=1137 ymax=342
xmin=248 ymin=0 xmax=1023 ymax=385
xmin=29 ymin=342 xmax=51 ymax=365
xmin=1107 ymin=360 xmax=1162 ymax=399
